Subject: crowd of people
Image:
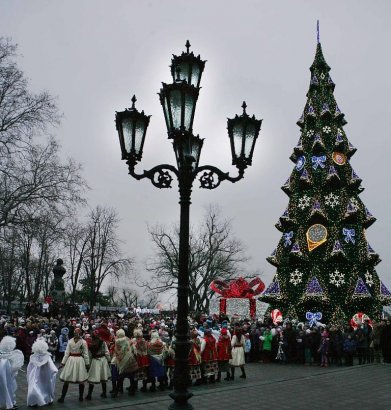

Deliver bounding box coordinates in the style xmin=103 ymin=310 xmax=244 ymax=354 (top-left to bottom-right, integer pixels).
xmin=0 ymin=309 xmax=391 ymax=409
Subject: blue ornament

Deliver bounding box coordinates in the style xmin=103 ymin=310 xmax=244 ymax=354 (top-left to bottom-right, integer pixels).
xmin=290 ymin=242 xmax=302 ymax=254
xmin=351 ymin=170 xmax=360 ymax=181
xmin=335 ymin=132 xmax=344 ymax=144
xmin=380 ymin=282 xmax=391 ymax=297
xmin=353 ymin=278 xmax=371 ymax=297
xmin=346 ymin=201 xmax=357 ymax=214
xmin=335 ymin=105 xmax=342 ymax=116
xmin=311 ymin=155 xmax=327 ymax=170
xmin=283 ymin=231 xmax=294 ymax=247
xmin=343 ymin=228 xmax=356 ymax=244
xmin=306 ymin=311 xmax=322 ymax=327
xmin=312 ymin=200 xmax=321 ymax=211
xmin=327 ymin=166 xmax=338 ymax=178
xmin=296 ymin=156 xmax=306 ymax=171
xmin=367 ymin=243 xmax=375 ymax=254
xmin=300 ymin=169 xmax=310 ymax=182
xmin=313 ymin=134 xmax=322 ymax=143
xmin=321 ymin=104 xmax=330 ymax=115
xmin=365 ymin=208 xmax=374 ymax=218
xmin=295 ymin=137 xmax=303 ymax=150
xmin=311 ymin=75 xmax=319 ymax=85
xmin=264 ymin=279 xmax=281 ymax=296
xmin=307 ymin=105 xmax=315 ymax=116
xmin=305 ymin=277 xmax=324 ymax=296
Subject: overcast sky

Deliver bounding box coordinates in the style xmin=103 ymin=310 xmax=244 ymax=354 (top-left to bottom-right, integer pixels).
xmin=1 ymin=0 xmax=391 ymax=303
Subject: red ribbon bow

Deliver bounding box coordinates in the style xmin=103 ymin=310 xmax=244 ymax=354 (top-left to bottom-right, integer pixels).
xmin=210 ymin=277 xmax=265 ymax=299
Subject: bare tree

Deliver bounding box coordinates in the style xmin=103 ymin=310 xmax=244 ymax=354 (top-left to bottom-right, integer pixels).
xmin=16 ymin=211 xmax=63 ymax=301
xmin=63 ymin=219 xmax=89 ymax=304
xmin=142 ymin=206 xmax=249 ymax=312
xmin=82 ymin=206 xmax=134 ymax=309
xmin=0 ymin=137 xmax=86 ymax=228
xmin=0 ymin=37 xmax=59 ymax=152
xmin=0 ymin=227 xmax=25 ymax=313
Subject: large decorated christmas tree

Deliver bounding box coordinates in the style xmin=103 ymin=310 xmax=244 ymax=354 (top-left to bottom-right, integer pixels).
xmin=261 ymin=36 xmax=391 ymax=323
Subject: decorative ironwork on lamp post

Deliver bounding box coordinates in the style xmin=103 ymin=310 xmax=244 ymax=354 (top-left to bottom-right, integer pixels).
xmin=114 ymin=41 xmax=262 ymax=410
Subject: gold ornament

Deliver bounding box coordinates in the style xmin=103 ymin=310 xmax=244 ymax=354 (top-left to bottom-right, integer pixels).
xmin=306 ymin=224 xmax=328 ymax=251
xmin=332 ymin=152 xmax=346 ymax=165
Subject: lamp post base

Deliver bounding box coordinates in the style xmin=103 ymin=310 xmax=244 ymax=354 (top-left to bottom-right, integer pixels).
xmin=168 ymin=390 xmax=194 ymax=410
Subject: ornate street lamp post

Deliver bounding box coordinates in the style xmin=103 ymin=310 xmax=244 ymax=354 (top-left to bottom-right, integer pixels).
xmin=114 ymin=41 xmax=262 ymax=410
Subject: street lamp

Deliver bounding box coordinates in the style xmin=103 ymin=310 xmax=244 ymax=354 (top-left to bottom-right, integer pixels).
xmin=114 ymin=41 xmax=262 ymax=410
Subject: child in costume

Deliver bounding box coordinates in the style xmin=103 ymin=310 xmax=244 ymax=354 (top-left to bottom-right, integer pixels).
xmin=26 ymin=339 xmax=58 ymax=407
xmin=0 ymin=336 xmax=24 ymax=410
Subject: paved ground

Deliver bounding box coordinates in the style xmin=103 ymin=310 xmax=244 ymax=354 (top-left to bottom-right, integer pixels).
xmin=14 ymin=362 xmax=390 ymax=409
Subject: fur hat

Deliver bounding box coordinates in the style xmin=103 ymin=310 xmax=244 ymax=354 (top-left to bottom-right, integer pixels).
xmin=61 ymin=327 xmax=69 ymax=335
xmin=116 ymin=329 xmax=125 ymax=338
xmin=32 ymin=339 xmax=49 ymax=354
xmin=0 ymin=336 xmax=16 ymax=352
xmin=133 ymin=329 xmax=143 ymax=338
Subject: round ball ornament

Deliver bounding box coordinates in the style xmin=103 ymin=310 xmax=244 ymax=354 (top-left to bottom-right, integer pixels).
xmin=271 ymin=309 xmax=283 ymax=325
xmin=332 ymin=152 xmax=346 ymax=166
xmin=350 ymin=312 xmax=372 ymax=329
xmin=306 ymin=224 xmax=328 ymax=251
xmin=296 ymin=156 xmax=306 ymax=171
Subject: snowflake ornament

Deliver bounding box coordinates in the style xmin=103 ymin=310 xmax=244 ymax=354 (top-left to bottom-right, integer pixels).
xmin=365 ymin=272 xmax=374 ymax=287
xmin=329 ymin=269 xmax=345 ymax=287
xmin=290 ymin=269 xmax=303 ymax=286
xmin=320 ymin=72 xmax=326 ymax=80
xmin=298 ymin=195 xmax=311 ymax=210
xmin=323 ymin=126 xmax=332 ymax=134
xmin=325 ymin=193 xmax=340 ymax=208
xmin=306 ymin=129 xmax=314 ymax=138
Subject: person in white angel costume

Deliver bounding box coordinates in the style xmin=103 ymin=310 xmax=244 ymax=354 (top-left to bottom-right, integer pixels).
xmin=26 ymin=339 xmax=58 ymax=407
xmin=0 ymin=336 xmax=24 ymax=410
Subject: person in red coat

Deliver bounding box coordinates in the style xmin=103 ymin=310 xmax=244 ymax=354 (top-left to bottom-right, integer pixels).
xmin=217 ymin=328 xmax=232 ymax=381
xmin=200 ymin=329 xmax=218 ymax=383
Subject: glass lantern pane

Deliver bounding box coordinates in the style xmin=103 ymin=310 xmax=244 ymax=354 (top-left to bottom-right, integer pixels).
xmin=163 ymin=96 xmax=170 ymax=129
xmin=184 ymin=93 xmax=195 ymax=131
xmin=170 ymin=89 xmax=182 ymax=130
xmin=134 ymin=119 xmax=145 ymax=155
xmin=244 ymin=123 xmax=256 ymax=158
xmin=233 ymin=123 xmax=244 ymax=158
xmin=191 ymin=64 xmax=200 ymax=87
xmin=179 ymin=62 xmax=190 ymax=83
xmin=191 ymin=143 xmax=200 ymax=169
xmin=121 ymin=117 xmax=134 ymax=154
